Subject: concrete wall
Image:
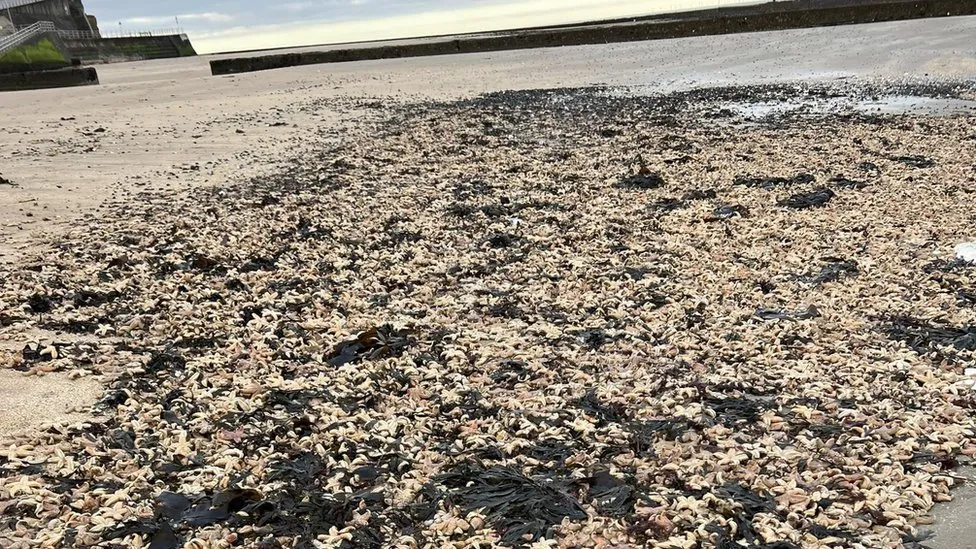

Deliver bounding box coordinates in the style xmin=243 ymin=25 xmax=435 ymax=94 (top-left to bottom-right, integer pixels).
xmin=61 ymin=34 xmax=197 ymax=64
xmin=0 ymin=66 xmax=97 ymax=91
xmin=211 ymin=0 xmax=976 ymax=75
xmin=6 ymin=0 xmax=92 ymax=33
xmin=0 ymin=14 xmax=14 ymax=35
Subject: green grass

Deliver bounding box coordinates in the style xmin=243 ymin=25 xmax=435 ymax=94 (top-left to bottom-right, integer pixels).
xmin=0 ymin=38 xmax=66 ymax=66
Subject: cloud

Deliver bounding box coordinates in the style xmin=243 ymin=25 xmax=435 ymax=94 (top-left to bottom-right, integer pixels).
xmin=123 ymin=12 xmax=235 ymax=26
xmin=281 ymin=2 xmax=316 ymax=12
xmin=193 ymin=0 xmax=702 ymax=53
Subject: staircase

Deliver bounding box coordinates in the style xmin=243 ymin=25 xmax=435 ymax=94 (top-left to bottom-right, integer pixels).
xmin=0 ymin=21 xmax=56 ymax=56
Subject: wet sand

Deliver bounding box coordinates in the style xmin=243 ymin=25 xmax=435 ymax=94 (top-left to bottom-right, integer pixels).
xmin=0 ymin=18 xmax=976 ymax=547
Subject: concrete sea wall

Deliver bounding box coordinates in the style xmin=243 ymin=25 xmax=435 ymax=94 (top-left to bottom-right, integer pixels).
xmin=61 ymin=34 xmax=197 ymax=64
xmin=211 ymin=0 xmax=976 ymax=75
xmin=4 ymin=0 xmax=93 ymax=34
xmin=0 ymin=66 xmax=97 ymax=91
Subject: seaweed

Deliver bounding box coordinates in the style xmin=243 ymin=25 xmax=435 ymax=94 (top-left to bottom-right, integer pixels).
xmin=902 ymin=530 xmax=936 ymax=549
xmin=438 ymin=464 xmax=586 ymax=546
xmin=490 ymin=360 xmax=535 ymax=389
xmin=806 ymin=258 xmax=858 ymax=284
xmin=73 ymin=289 xmax=121 ymax=307
xmin=573 ymin=389 xmax=628 ymax=426
xmin=327 ymin=325 xmax=415 ymax=366
xmin=488 ymin=298 xmax=525 ymax=319
xmin=182 ymin=488 xmax=263 ymax=527
xmin=617 ymin=167 xmax=665 ymax=190
xmin=485 ymin=232 xmax=520 ymax=249
xmin=704 ymin=483 xmax=789 ymax=548
xmin=905 ymin=450 xmax=959 ymax=472
xmin=583 ymin=471 xmax=637 ymax=517
xmin=21 ymin=342 xmax=68 ymax=364
xmin=734 ymin=173 xmax=814 ymax=189
xmin=958 ymin=289 xmax=976 ymax=306
xmin=807 ymin=524 xmax=857 ymax=540
xmin=829 ymin=176 xmax=868 ymax=190
xmin=439 ymin=390 xmax=499 ymax=421
xmin=241 ymin=305 xmax=265 ymax=324
xmin=884 ymin=316 xmax=976 ymax=354
xmin=707 ymin=204 xmax=749 ymax=221
xmin=924 ymin=259 xmax=974 ymax=273
xmin=156 ymin=492 xmax=191 ymax=520
xmin=575 ymin=328 xmax=613 ymax=349
xmin=629 ymin=419 xmax=696 ymax=454
xmin=892 ymin=155 xmax=935 ymax=168
xmin=27 ymin=293 xmax=55 ymax=314
xmin=267 ymin=452 xmax=325 ymax=484
xmin=525 ymin=439 xmax=576 ymax=466
xmin=189 ymin=254 xmax=222 ymax=272
xmin=705 ymin=396 xmax=776 ymax=427
xmin=650 ymin=198 xmax=684 ymax=212
xmin=778 ymin=188 xmax=835 ymax=209
xmin=145 ymin=351 xmax=186 ymax=375
xmin=755 ymin=306 xmax=820 ymax=321
xmin=682 ymin=189 xmax=717 ymax=200
xmin=242 ymin=257 xmax=277 ymax=272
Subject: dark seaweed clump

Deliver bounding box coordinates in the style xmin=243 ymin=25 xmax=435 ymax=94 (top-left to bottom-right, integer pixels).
xmin=805 ymin=258 xmax=859 ymax=284
xmin=438 ymin=464 xmax=586 ymax=546
xmin=702 ymin=484 xmax=798 ymax=549
xmin=884 ymin=316 xmax=976 ymax=355
xmin=327 ymin=325 xmax=415 ymax=366
xmin=778 ymin=188 xmax=835 ymax=209
xmin=617 ymin=167 xmax=665 ymax=190
xmin=733 ymin=173 xmax=814 ymax=189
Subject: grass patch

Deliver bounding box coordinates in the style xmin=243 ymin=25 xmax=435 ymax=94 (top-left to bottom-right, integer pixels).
xmin=0 ymin=38 xmax=66 ymax=67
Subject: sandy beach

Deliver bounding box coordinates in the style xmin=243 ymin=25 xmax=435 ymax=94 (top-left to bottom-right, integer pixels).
xmin=1 ymin=15 xmax=975 ymax=549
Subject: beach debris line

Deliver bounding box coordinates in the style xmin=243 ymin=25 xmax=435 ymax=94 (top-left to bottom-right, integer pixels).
xmin=1 ymin=82 xmax=975 ymax=548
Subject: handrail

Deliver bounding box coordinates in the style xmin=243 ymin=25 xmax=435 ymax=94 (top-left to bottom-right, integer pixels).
xmin=0 ymin=21 xmax=55 ymax=56
xmin=57 ymin=28 xmax=185 ymax=40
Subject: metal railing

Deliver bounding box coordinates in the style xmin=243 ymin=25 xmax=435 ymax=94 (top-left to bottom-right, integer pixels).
xmin=56 ymin=28 xmax=186 ymax=40
xmin=0 ymin=20 xmax=54 ymax=56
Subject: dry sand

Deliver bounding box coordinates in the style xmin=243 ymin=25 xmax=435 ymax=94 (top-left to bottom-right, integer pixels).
xmin=0 ymin=370 xmax=100 ymax=433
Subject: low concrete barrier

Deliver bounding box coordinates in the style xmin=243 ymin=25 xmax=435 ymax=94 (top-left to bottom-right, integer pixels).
xmin=211 ymin=0 xmax=976 ymax=75
xmin=0 ymin=66 xmax=98 ymax=92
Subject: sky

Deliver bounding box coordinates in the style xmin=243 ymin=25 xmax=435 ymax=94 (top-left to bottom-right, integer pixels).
xmin=82 ymin=0 xmax=757 ymax=54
